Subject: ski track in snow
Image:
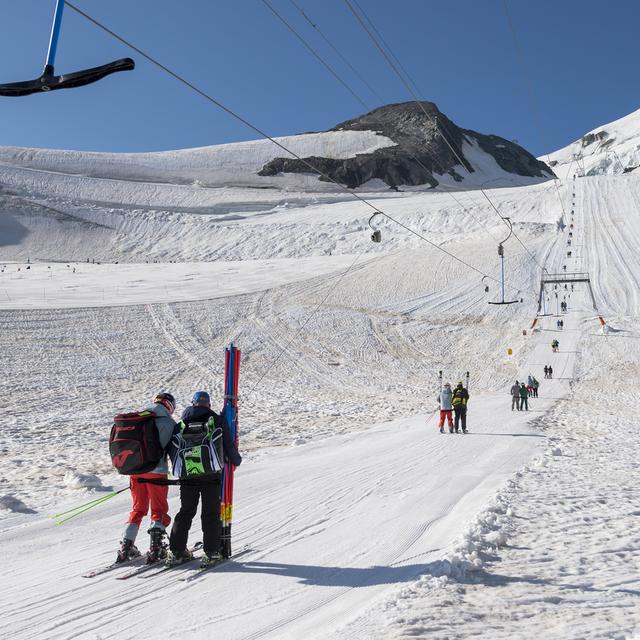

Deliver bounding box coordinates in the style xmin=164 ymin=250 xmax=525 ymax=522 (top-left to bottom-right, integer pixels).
xmin=1 ymin=148 xmax=639 ymax=639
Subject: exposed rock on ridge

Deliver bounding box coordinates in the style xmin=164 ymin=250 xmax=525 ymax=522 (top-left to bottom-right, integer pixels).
xmin=259 ymin=101 xmax=553 ymax=189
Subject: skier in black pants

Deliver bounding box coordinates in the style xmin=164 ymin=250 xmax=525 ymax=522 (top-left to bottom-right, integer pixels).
xmin=452 ymin=381 xmax=469 ymax=433
xmin=169 ymin=391 xmax=242 ymax=563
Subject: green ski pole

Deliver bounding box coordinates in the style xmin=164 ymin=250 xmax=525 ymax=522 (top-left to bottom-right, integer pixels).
xmin=53 ymin=487 xmax=128 ymax=525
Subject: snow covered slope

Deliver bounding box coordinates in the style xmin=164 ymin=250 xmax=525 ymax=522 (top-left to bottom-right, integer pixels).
xmin=1 ymin=134 xmax=640 ymax=639
xmin=546 ymin=106 xmax=640 ymax=177
xmin=0 ymin=129 xmax=395 ymax=189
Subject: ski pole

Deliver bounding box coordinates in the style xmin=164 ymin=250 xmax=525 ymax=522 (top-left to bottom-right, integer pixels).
xmin=53 ymin=491 xmax=122 ymax=525
xmin=53 ymin=487 xmax=128 ymax=525
xmin=53 ymin=490 xmax=123 ymax=518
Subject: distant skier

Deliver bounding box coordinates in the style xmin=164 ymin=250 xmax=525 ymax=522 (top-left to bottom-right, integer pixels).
xmin=526 ymin=375 xmax=534 ymax=397
xmin=532 ymin=377 xmax=539 ymax=397
xmin=167 ymin=390 xmax=242 ymax=565
xmin=437 ymin=382 xmax=454 ymax=433
xmin=548 ymin=366 xmax=553 ymax=379
xmin=451 ymin=381 xmax=469 ymax=433
xmin=117 ymin=392 xmax=177 ymax=564
xmin=543 ymin=365 xmax=549 ymax=379
xmin=510 ymin=381 xmax=521 ymax=411
xmin=519 ymin=383 xmax=529 ymax=411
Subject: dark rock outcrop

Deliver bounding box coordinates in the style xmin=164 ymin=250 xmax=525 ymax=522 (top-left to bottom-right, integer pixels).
xmin=258 ymin=101 xmax=554 ymax=189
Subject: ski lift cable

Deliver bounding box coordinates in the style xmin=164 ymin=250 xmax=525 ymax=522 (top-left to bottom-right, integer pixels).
xmin=501 ymin=0 xmax=570 ymax=219
xmin=288 ymin=0 xmax=386 ymax=105
xmin=343 ymin=0 xmax=547 ymax=274
xmin=269 ymin=0 xmax=484 ymax=212
xmin=281 ymin=0 xmax=546 ymax=278
xmin=351 ymin=0 xmax=423 ymax=99
xmin=273 ymin=0 xmax=505 ymax=250
xmin=64 ymin=1 xmax=527 ymax=296
xmin=270 ymin=0 xmax=497 ymax=248
xmin=261 ymin=0 xmax=369 ymax=111
xmin=344 ymin=2 xmax=496 ymax=199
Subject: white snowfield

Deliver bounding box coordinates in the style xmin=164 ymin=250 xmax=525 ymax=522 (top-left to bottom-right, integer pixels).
xmin=546 ymin=106 xmax=640 ymax=177
xmin=1 ymin=116 xmax=640 ymax=640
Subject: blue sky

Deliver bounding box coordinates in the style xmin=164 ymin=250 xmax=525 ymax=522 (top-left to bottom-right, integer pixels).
xmin=0 ymin=0 xmax=637 ymax=156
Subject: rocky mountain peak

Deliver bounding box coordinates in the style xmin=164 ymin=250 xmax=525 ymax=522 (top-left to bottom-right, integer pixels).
xmin=259 ymin=101 xmax=553 ymax=189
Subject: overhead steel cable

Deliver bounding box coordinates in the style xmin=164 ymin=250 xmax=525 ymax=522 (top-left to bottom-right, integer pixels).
xmin=288 ymin=0 xmax=386 ymax=105
xmin=351 ymin=0 xmax=423 ymax=99
xmin=65 ymin=1 xmax=527 ymax=295
xmin=261 ymin=0 xmax=369 ymax=111
xmin=343 ymin=0 xmax=547 ymax=274
xmin=501 ymin=0 xmax=569 ymax=218
xmin=281 ymin=0 xmax=502 ymax=245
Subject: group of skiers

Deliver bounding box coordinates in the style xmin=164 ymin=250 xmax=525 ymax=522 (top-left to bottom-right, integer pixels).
xmin=436 ymin=381 xmax=470 ymax=433
xmin=556 ymin=319 xmax=564 ymax=330
xmin=551 ymin=339 xmax=560 ymax=352
xmin=510 ymin=377 xmax=538 ymax=411
xmin=116 ymin=391 xmax=241 ymax=567
xmin=543 ymin=365 xmax=554 ymax=378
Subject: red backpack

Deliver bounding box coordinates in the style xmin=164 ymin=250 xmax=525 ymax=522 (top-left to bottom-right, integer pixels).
xmin=109 ymin=410 xmax=164 ymax=475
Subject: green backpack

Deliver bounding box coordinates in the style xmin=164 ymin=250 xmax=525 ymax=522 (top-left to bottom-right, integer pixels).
xmin=169 ymin=418 xmax=223 ymax=479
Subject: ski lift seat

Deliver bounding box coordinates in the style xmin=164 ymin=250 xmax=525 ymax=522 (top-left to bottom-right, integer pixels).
xmin=0 ymin=59 xmax=134 ymax=97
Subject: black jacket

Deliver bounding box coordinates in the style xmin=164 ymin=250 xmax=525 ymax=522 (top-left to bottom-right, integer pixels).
xmin=181 ymin=405 xmax=242 ymax=467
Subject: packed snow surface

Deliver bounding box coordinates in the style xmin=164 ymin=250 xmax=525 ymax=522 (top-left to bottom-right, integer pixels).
xmin=1 ymin=132 xmax=639 ymax=640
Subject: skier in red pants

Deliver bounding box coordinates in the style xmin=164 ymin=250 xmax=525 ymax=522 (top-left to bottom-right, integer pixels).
xmin=437 ymin=382 xmax=454 ymax=433
xmin=118 ymin=392 xmax=177 ymax=563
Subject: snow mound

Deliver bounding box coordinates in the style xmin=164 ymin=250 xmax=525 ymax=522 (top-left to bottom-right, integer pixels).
xmin=0 ymin=494 xmax=36 ymax=513
xmin=63 ymin=472 xmax=105 ymax=490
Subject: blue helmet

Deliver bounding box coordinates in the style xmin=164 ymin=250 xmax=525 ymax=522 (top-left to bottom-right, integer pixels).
xmin=191 ymin=390 xmax=210 ymax=405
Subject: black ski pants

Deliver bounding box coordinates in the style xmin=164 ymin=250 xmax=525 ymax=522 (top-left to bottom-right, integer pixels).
xmin=170 ymin=479 xmax=221 ymax=555
xmin=454 ymin=406 xmax=467 ymax=431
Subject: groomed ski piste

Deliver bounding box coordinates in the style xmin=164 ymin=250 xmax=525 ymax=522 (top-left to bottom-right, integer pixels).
xmin=1 ymin=126 xmax=639 ymax=639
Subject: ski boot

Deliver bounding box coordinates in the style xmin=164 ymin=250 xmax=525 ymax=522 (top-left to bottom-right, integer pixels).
xmin=449 ymin=428 xmax=454 ymax=434
xmin=439 ymin=427 xmax=444 ymax=433
xmin=200 ymin=550 xmax=223 ymax=568
xmin=462 ymin=429 xmax=468 ymax=434
xmin=165 ymin=548 xmax=194 ymax=567
xmin=147 ymin=527 xmax=168 ymax=563
xmin=116 ymin=538 xmax=141 ymax=564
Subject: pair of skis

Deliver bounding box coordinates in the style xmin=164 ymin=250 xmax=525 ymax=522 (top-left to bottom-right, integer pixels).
xmin=82 ymin=542 xmax=204 ymax=579
xmin=221 ymin=343 xmax=240 ymax=559
xmin=131 ymin=544 xmax=251 ymax=582
xmin=83 ymin=542 xmax=252 ymax=581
